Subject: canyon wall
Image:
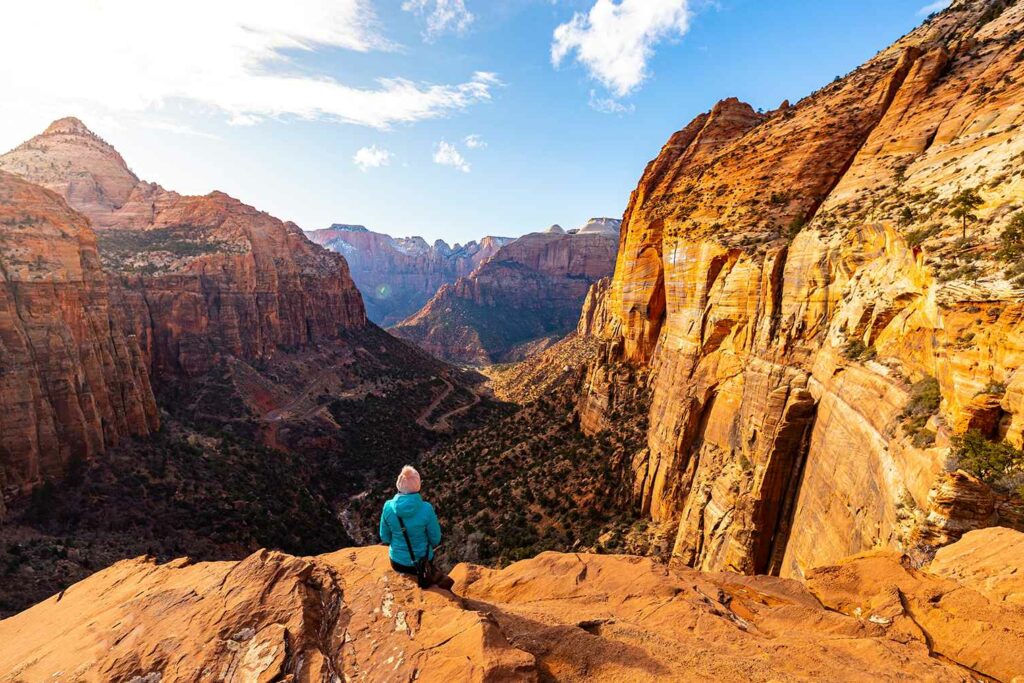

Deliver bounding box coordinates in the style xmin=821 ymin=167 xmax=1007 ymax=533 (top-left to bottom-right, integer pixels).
xmin=0 ymin=118 xmax=369 ymax=501
xmin=0 ymin=119 xmax=367 ymax=378
xmin=0 ymin=171 xmax=157 ymax=503
xmin=307 ymin=224 xmax=511 ymax=326
xmin=580 ymin=0 xmax=1024 ymax=578
xmin=394 ymin=221 xmax=620 ymax=364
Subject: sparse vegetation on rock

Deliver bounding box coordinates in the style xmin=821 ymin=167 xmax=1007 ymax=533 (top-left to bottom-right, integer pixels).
xmin=900 ymin=376 xmax=941 ymax=447
xmin=952 ymin=429 xmax=1024 ymax=495
xmin=950 ymin=187 xmax=983 ymax=240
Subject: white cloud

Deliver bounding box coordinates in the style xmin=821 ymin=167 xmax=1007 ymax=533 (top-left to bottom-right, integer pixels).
xmin=917 ymin=0 xmax=951 ymax=15
xmin=552 ymin=0 xmax=691 ymax=98
xmin=464 ymin=134 xmax=487 ymax=149
xmin=141 ymin=121 xmax=220 ymax=139
xmin=588 ymin=90 xmax=635 ymax=115
xmin=353 ymin=145 xmax=393 ymax=171
xmin=403 ymin=0 xmax=475 ymax=41
xmin=433 ymin=141 xmax=471 ymax=172
xmin=0 ymin=0 xmax=498 ymax=131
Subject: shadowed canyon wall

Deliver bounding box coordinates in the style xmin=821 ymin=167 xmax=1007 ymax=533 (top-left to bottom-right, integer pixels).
xmin=0 ymin=171 xmax=157 ymax=503
xmin=0 ymin=119 xmax=368 ymax=500
xmin=579 ymin=0 xmax=1024 ymax=578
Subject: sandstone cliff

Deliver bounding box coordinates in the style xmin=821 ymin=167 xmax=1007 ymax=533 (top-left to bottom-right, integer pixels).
xmin=0 ymin=171 xmax=157 ymax=507
xmin=578 ymin=0 xmax=1024 ymax=578
xmin=306 ymin=223 xmax=511 ymax=325
xmin=0 ymin=120 xmax=367 ymax=377
xmin=394 ymin=220 xmax=620 ymax=364
xmin=2 ymin=527 xmax=1022 ymax=681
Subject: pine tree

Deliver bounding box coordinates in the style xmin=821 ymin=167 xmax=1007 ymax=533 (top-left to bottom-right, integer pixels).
xmin=950 ymin=188 xmax=983 ymax=241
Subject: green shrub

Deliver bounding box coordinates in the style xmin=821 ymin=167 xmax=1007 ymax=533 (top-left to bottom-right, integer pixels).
xmin=911 ymin=428 xmax=936 ymax=448
xmin=997 ymin=211 xmax=1024 ymax=262
xmin=980 ymin=381 xmax=1007 ymax=396
xmin=952 ymin=430 xmax=1024 ymax=490
xmin=905 ymin=225 xmax=941 ymax=247
xmin=898 ymin=206 xmax=915 ymax=226
xmin=785 ymin=217 xmax=806 ymax=239
xmin=893 ymin=162 xmax=910 ymax=184
xmin=842 ymin=338 xmax=876 ymax=361
xmin=900 ymin=376 xmax=941 ymax=447
xmin=903 ymin=376 xmax=940 ymax=415
xmin=937 ymin=263 xmax=982 ymax=283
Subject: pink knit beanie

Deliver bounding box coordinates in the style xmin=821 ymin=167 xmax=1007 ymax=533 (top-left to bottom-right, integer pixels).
xmin=396 ymin=465 xmax=421 ymax=494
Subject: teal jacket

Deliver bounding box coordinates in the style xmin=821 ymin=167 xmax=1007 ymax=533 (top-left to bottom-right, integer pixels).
xmin=379 ymin=493 xmax=441 ymax=565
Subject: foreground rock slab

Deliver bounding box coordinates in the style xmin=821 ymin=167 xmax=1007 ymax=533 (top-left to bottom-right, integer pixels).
xmin=927 ymin=526 xmax=1024 ymax=606
xmin=456 ymin=552 xmax=978 ymax=682
xmin=5 ymin=531 xmax=1023 ymax=681
xmin=0 ymin=547 xmax=534 ymax=682
xmin=806 ymin=527 xmax=1024 ymax=682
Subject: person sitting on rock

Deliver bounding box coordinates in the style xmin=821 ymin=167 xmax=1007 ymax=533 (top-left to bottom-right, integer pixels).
xmin=379 ymin=465 xmax=455 ymax=590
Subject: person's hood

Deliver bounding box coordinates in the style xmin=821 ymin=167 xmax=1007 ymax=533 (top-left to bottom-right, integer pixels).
xmin=393 ymin=493 xmax=423 ymax=518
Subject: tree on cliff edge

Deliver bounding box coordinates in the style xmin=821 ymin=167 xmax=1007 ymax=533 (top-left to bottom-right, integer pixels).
xmin=950 ymin=188 xmax=983 ymax=241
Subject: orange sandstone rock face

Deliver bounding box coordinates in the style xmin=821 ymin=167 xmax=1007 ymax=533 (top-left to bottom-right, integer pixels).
xmin=0 ymin=119 xmax=366 ymax=377
xmin=927 ymin=526 xmax=1024 ymax=606
xmin=458 ymin=532 xmax=1024 ymax=681
xmin=394 ymin=224 xmax=619 ymax=364
xmin=0 ymin=546 xmax=536 ymax=683
xmin=7 ymin=531 xmax=1024 ymax=682
xmin=0 ymin=171 xmax=157 ymax=505
xmin=107 ymin=193 xmax=366 ymax=377
xmin=805 ymin=527 xmax=1024 ymax=683
xmin=581 ymin=0 xmax=1024 ymax=578
xmin=307 ymin=224 xmax=511 ymax=326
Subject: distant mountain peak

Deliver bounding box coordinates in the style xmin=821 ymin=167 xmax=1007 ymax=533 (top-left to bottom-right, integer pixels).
xmin=328 ymin=223 xmax=369 ymax=232
xmin=578 ymin=217 xmax=622 ymax=235
xmin=42 ymin=116 xmax=96 ymax=137
xmin=0 ymin=116 xmax=140 ymax=219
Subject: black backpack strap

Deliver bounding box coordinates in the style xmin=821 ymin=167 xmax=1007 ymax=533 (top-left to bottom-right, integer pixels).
xmin=395 ymin=515 xmax=420 ymax=567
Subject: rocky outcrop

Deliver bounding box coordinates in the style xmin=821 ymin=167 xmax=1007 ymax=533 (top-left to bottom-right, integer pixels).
xmin=579 ymin=0 xmax=1024 ymax=577
xmin=1 ymin=119 xmax=367 ymax=377
xmin=393 ymin=221 xmax=620 ymax=364
xmin=6 ymin=530 xmax=1024 ymax=681
xmin=0 ymin=171 xmax=157 ymax=506
xmin=806 ymin=527 xmax=1024 ymax=682
xmin=307 ymin=224 xmax=510 ymax=326
xmin=927 ymin=526 xmax=1024 ymax=605
xmin=459 ymin=534 xmax=1024 ymax=682
xmin=0 ymin=546 xmax=535 ymax=682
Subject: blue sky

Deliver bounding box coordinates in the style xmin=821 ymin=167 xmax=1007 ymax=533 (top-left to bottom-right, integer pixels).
xmin=0 ymin=0 xmax=946 ymax=245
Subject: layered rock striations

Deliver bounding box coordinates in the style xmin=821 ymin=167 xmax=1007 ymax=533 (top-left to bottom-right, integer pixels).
xmin=0 ymin=546 xmax=535 ymax=682
xmin=4 ymin=528 xmax=1023 ymax=681
xmin=307 ymin=223 xmax=511 ymax=326
xmin=394 ymin=220 xmax=620 ymax=364
xmin=0 ymin=171 xmax=157 ymax=505
xmin=0 ymin=117 xmax=140 ymax=227
xmin=0 ymin=119 xmax=367 ymax=378
xmin=579 ymin=0 xmax=1024 ymax=578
